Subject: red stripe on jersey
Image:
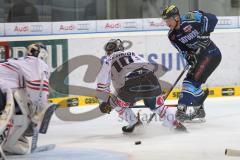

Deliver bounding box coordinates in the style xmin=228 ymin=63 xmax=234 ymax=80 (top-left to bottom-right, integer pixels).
xmin=31 ymin=80 xmax=49 ymax=85
xmin=27 ymin=85 xmax=49 ymax=92
xmin=0 ymin=64 xmax=18 ymax=73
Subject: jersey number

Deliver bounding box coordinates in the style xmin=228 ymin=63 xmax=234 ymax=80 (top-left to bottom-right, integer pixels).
xmin=112 ymin=56 xmax=134 ymax=72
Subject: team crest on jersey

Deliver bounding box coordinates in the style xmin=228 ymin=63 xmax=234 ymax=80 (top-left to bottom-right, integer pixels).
xmin=179 ymin=29 xmax=199 ymax=44
xmin=183 ymin=25 xmax=192 ymax=33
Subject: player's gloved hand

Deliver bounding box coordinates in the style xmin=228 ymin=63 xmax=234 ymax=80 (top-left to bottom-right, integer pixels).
xmin=185 ymin=53 xmax=197 ymax=68
xmin=99 ymin=101 xmax=112 ymax=114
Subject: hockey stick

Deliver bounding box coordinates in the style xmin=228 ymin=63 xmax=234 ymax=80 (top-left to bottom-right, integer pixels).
xmin=30 ymin=71 xmax=44 ymax=153
xmin=130 ymin=104 xmax=177 ymax=108
xmin=225 ymin=149 xmax=240 ymax=157
xmin=30 ymin=103 xmax=56 ymax=153
xmin=31 ymin=62 xmax=53 ymax=153
xmin=147 ymin=65 xmax=189 ymax=124
xmin=39 ymin=103 xmax=57 ymax=134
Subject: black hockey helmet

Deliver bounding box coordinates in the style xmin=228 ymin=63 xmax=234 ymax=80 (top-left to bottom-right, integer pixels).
xmin=161 ymin=5 xmax=180 ymax=19
xmin=104 ymin=39 xmax=124 ymax=55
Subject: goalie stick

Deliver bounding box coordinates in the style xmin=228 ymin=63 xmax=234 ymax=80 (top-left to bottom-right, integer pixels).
xmin=30 ymin=103 xmax=56 ymax=153
xmin=30 ymin=70 xmax=44 ymax=153
xmin=39 ymin=103 xmax=57 ymax=134
xmin=31 ymin=67 xmax=55 ymax=153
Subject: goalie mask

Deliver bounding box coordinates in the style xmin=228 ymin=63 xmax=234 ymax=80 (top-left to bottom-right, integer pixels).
xmin=27 ymin=43 xmax=48 ymax=62
xmin=104 ymin=39 xmax=124 ymax=55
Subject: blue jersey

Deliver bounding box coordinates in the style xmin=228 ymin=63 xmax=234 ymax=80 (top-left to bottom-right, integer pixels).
xmin=168 ymin=11 xmax=218 ymax=57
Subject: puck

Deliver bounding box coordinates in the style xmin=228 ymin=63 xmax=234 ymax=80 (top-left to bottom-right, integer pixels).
xmin=135 ymin=141 xmax=141 ymax=145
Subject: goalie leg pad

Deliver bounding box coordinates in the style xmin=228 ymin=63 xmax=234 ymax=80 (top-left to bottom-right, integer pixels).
xmin=3 ymin=89 xmax=31 ymax=155
xmin=3 ymin=115 xmax=30 ymax=155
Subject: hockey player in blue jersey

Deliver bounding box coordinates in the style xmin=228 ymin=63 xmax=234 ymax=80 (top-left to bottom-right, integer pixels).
xmin=161 ymin=5 xmax=222 ymax=121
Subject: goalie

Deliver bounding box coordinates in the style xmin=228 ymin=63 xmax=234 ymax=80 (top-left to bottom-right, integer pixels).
xmin=96 ymin=39 xmax=187 ymax=133
xmin=0 ymin=43 xmax=50 ymax=156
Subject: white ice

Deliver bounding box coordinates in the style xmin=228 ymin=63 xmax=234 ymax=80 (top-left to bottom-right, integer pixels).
xmin=8 ymin=97 xmax=240 ymax=160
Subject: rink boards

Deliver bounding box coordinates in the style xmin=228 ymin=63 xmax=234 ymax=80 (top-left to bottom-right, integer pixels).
xmin=49 ymin=86 xmax=240 ymax=108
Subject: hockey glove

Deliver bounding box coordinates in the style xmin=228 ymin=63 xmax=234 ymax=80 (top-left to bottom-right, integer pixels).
xmin=185 ymin=53 xmax=197 ymax=68
xmin=99 ymin=101 xmax=112 ymax=114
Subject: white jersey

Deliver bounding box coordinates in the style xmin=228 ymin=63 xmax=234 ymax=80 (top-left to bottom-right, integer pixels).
xmin=0 ymin=56 xmax=50 ymax=107
xmin=97 ymin=51 xmax=155 ymax=94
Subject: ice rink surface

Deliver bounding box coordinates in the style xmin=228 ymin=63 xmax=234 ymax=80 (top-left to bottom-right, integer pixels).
xmin=9 ymin=97 xmax=240 ymax=160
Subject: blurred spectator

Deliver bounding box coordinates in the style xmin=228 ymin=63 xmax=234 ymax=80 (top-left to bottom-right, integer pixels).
xmin=142 ymin=0 xmax=172 ymax=18
xmin=84 ymin=1 xmax=97 ymax=20
xmin=7 ymin=0 xmax=39 ymax=22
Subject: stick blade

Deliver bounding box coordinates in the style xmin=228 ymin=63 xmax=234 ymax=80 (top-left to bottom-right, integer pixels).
xmin=39 ymin=104 xmax=57 ymax=134
xmin=225 ymin=149 xmax=240 ymax=157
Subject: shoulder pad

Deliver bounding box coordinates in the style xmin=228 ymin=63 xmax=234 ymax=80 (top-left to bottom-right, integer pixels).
xmin=181 ymin=10 xmax=202 ymax=23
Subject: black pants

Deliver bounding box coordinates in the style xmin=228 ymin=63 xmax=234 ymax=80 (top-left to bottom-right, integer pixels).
xmin=187 ymin=43 xmax=222 ymax=85
xmin=117 ymin=68 xmax=162 ymax=104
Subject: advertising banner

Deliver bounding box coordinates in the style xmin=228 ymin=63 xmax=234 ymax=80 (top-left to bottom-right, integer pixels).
xmin=96 ymin=19 xmax=143 ymax=32
xmin=0 ymin=23 xmax=4 ymax=36
xmin=1 ymin=16 xmax=240 ymax=36
xmin=143 ymin=18 xmax=168 ymax=30
xmin=52 ymin=21 xmax=97 ymax=34
xmin=216 ymin=16 xmax=239 ymax=29
xmin=5 ymin=22 xmax=51 ymax=36
xmin=66 ymin=31 xmax=240 ymax=90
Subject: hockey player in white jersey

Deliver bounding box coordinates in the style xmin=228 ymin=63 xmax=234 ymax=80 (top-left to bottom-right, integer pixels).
xmin=0 ymin=43 xmax=50 ymax=156
xmin=96 ymin=39 xmax=186 ymax=133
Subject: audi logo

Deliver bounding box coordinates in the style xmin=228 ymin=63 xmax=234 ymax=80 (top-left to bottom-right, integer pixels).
xmin=77 ymin=24 xmax=90 ymax=31
xmin=124 ymin=22 xmax=137 ymax=29
xmin=30 ymin=25 xmax=43 ymax=32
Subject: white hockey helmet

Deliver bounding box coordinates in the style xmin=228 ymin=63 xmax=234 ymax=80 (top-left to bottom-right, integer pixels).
xmin=27 ymin=43 xmax=48 ymax=62
xmin=104 ymin=39 xmax=124 ymax=55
